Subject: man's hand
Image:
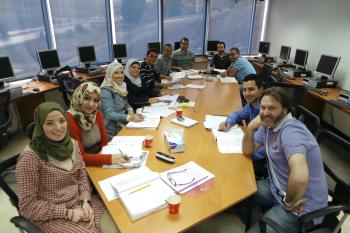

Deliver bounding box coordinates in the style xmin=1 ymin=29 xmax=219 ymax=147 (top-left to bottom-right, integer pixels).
xmin=285 ymin=197 xmax=308 ymax=214
xmin=247 ymin=115 xmax=262 ymax=131
xmin=219 ymin=121 xmax=231 ymax=132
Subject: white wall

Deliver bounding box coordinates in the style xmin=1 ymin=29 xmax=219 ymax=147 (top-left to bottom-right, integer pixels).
xmin=266 ymin=0 xmax=350 ymax=90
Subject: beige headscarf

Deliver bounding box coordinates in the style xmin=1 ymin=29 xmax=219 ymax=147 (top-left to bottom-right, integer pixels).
xmin=100 ymin=61 xmax=128 ymax=97
xmin=67 ymin=82 xmax=101 ymax=131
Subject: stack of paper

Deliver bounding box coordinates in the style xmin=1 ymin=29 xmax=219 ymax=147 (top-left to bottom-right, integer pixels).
xmin=171 ymin=117 xmax=198 ymax=128
xmin=108 ymin=167 xmax=174 ymax=221
xmin=168 ymin=84 xmax=186 ymax=90
xmin=138 ymin=105 xmax=175 ymax=118
xmin=203 ymin=115 xmax=227 ymax=129
xmin=158 ymin=94 xmax=179 ymax=104
xmin=212 ymin=127 xmax=244 ymax=154
xmin=126 ymin=115 xmax=161 ymax=129
xmin=160 ymin=161 xmax=215 ymax=194
xmin=187 ymin=74 xmax=204 ymax=80
xmin=170 ymin=71 xmax=186 ymax=79
xmin=184 ymin=69 xmax=200 ymax=76
xmin=185 ymin=84 xmax=206 ymax=89
xmin=213 ymin=68 xmax=226 ymax=73
xmin=218 ymin=76 xmax=237 ymax=83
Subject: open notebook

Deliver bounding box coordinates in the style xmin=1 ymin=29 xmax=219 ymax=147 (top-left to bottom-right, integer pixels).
xmin=108 ymin=167 xmax=174 ymax=221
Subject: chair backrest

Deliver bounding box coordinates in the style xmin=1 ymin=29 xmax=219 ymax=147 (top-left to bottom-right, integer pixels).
xmin=270 ymin=81 xmax=307 ymax=108
xmin=55 ymin=66 xmax=83 ymax=106
xmin=259 ymin=64 xmax=273 ymax=88
xmin=0 ymin=89 xmax=11 ymax=130
xmin=317 ymin=130 xmax=350 ymax=205
xmin=294 ymin=105 xmax=320 ymax=135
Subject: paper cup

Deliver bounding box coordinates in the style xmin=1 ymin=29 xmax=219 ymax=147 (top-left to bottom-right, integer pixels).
xmin=167 ymin=194 xmax=181 ymax=214
xmin=176 ymin=108 xmax=183 ymax=117
xmin=144 ymin=135 xmax=154 ymax=148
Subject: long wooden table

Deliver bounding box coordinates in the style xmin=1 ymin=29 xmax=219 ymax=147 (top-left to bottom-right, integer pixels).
xmin=87 ymin=78 xmax=257 ymax=233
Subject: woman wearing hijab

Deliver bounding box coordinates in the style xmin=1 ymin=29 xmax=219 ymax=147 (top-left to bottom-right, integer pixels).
xmin=101 ymin=61 xmax=143 ymax=139
xmin=67 ymin=82 xmax=128 ymax=166
xmin=124 ymin=58 xmax=160 ymax=109
xmin=16 ymin=102 xmax=119 ymax=233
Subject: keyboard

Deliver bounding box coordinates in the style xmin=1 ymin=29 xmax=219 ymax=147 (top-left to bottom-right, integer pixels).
xmin=278 ymin=64 xmax=295 ymax=68
xmin=328 ymin=100 xmax=350 ymax=110
xmin=303 ymin=84 xmax=327 ymax=96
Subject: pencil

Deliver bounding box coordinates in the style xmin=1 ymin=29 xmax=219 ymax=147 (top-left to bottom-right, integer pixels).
xmin=128 ymin=184 xmax=151 ymax=195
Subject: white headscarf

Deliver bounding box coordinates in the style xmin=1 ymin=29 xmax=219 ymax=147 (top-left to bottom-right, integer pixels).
xmin=100 ymin=61 xmax=128 ymax=97
xmin=124 ymin=58 xmax=142 ymax=87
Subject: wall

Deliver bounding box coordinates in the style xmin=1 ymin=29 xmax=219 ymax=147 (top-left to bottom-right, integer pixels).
xmin=266 ymin=0 xmax=350 ymax=137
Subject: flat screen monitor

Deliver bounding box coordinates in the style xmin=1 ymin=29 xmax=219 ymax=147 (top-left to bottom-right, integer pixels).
xmin=0 ymin=56 xmax=15 ymax=87
xmin=37 ymin=49 xmax=60 ymax=73
xmin=113 ymin=44 xmax=127 ymax=58
xmin=174 ymin=41 xmax=180 ymax=50
xmin=207 ymin=40 xmax=219 ymax=52
xmin=77 ymin=46 xmax=96 ymax=64
xmin=148 ymin=42 xmax=161 ymax=53
xmin=258 ymin=41 xmax=270 ymax=55
xmin=279 ymin=45 xmax=291 ymax=61
xmin=293 ymin=49 xmax=309 ymax=68
xmin=315 ymin=54 xmax=341 ymax=79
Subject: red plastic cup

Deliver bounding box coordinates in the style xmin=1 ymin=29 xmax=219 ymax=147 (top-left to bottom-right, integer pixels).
xmin=167 ymin=194 xmax=181 ymax=215
xmin=176 ymin=108 xmax=183 ymax=117
xmin=144 ymin=135 xmax=154 ymax=148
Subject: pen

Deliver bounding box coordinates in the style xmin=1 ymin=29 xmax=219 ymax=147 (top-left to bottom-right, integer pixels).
xmin=119 ymin=149 xmax=130 ymax=161
xmin=128 ymin=184 xmax=151 ymax=195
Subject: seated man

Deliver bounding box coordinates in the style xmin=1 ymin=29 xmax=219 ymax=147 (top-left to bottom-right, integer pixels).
xmin=243 ymin=87 xmax=328 ymax=233
xmin=140 ymin=48 xmax=172 ymax=90
xmin=222 ymin=47 xmax=256 ymax=84
xmin=171 ymin=37 xmax=194 ymax=70
xmin=155 ymin=43 xmax=180 ymax=77
xmin=219 ymin=74 xmax=266 ymax=177
xmin=213 ymin=41 xmax=230 ymax=69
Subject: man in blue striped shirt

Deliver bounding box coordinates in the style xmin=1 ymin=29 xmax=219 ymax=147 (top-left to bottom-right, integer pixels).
xmin=224 ymin=47 xmax=256 ymax=83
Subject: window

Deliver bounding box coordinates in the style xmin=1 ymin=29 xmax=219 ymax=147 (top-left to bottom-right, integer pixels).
xmin=251 ymin=0 xmax=266 ymax=54
xmin=208 ymin=0 xmax=254 ymax=54
xmin=0 ymin=0 xmax=48 ymax=78
xmin=50 ymin=0 xmax=110 ymax=66
xmin=113 ymin=0 xmax=159 ymax=59
xmin=163 ymin=0 xmax=206 ymax=55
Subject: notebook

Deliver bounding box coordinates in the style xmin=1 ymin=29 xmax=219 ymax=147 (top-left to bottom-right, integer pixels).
xmin=212 ymin=127 xmax=244 ymax=154
xmin=108 ymin=167 xmax=174 ymax=221
xmin=171 ymin=116 xmax=198 ymax=128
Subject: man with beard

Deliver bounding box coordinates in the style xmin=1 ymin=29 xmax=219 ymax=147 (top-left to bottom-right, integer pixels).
xmin=219 ymin=74 xmax=266 ymax=177
xmin=242 ymin=87 xmax=328 ymax=233
xmin=213 ymin=41 xmax=230 ymax=69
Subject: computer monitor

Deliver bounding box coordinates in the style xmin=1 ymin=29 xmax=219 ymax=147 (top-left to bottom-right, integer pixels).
xmin=279 ymin=45 xmax=291 ymax=62
xmin=77 ymin=46 xmax=96 ymax=68
xmin=0 ymin=56 xmax=15 ymax=88
xmin=174 ymin=41 xmax=180 ymax=50
xmin=293 ymin=49 xmax=309 ymax=68
xmin=148 ymin=42 xmax=161 ymax=53
xmin=258 ymin=41 xmax=270 ymax=55
xmin=315 ymin=54 xmax=341 ymax=79
xmin=113 ymin=44 xmax=127 ymax=59
xmin=37 ymin=49 xmax=60 ymax=75
xmin=207 ymin=40 xmax=219 ymax=52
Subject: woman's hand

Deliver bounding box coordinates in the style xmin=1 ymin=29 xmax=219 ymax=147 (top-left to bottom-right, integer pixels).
xmin=129 ymin=113 xmax=144 ymax=122
xmin=68 ymin=208 xmax=85 ymax=223
xmin=148 ymin=97 xmax=160 ymax=104
xmin=112 ymin=154 xmax=129 ymax=165
xmin=82 ymin=201 xmax=95 ymax=228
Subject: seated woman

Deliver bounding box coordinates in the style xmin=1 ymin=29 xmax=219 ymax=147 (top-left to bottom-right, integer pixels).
xmin=101 ymin=61 xmax=143 ymax=139
xmin=67 ymin=82 xmax=128 ymax=166
xmin=124 ymin=58 xmax=160 ymax=109
xmin=16 ymin=102 xmax=118 ymax=233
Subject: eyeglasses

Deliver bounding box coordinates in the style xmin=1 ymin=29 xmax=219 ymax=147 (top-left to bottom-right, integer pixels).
xmin=167 ymin=169 xmax=195 ymax=186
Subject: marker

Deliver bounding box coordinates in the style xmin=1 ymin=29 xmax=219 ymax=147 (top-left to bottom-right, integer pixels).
xmin=128 ymin=184 xmax=151 ymax=195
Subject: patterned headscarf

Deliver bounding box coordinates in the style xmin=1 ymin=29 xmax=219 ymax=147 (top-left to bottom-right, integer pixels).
xmin=100 ymin=61 xmax=128 ymax=97
xmin=67 ymin=82 xmax=101 ymax=131
xmin=30 ymin=102 xmax=73 ymax=161
xmin=124 ymin=58 xmax=142 ymax=87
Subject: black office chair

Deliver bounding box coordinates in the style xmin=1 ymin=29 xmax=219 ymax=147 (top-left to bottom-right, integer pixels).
xmin=294 ymin=105 xmax=320 ymax=135
xmin=0 ymin=89 xmax=11 ymax=149
xmin=0 ymin=122 xmax=43 ymax=233
xmin=270 ymin=82 xmax=307 ymax=108
xmin=258 ymin=130 xmax=350 ymax=233
xmin=55 ymin=66 xmax=84 ymax=107
xmin=174 ymin=41 xmax=180 ymax=50
xmin=259 ymin=64 xmax=274 ymax=88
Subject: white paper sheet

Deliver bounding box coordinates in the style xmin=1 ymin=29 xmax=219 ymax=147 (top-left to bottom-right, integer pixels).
xmin=203 ymin=115 xmax=227 ymax=129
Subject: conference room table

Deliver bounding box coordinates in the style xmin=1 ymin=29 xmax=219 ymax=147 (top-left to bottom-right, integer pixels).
xmin=86 ymin=77 xmax=257 ymax=233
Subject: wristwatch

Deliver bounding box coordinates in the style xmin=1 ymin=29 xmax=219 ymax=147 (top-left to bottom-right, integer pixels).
xmin=283 ymin=196 xmax=293 ymax=208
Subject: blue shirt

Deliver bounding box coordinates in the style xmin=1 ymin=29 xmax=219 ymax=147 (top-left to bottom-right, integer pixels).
xmin=229 ymin=56 xmax=256 ymax=83
xmin=254 ymin=113 xmax=328 ymax=221
xmin=227 ymin=103 xmax=265 ymax=161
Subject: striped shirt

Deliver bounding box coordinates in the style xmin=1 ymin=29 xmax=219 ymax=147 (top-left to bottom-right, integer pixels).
xmin=171 ymin=49 xmax=194 ymax=70
xmin=229 ymin=56 xmax=256 ymax=83
xmin=140 ymin=61 xmax=160 ymax=89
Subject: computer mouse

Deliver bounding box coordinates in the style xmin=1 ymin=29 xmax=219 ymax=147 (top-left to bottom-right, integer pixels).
xmin=320 ymin=92 xmax=327 ymax=96
xmin=32 ymin=87 xmax=40 ymax=92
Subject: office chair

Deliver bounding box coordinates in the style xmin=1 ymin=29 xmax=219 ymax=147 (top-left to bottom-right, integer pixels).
xmin=0 ymin=89 xmax=11 ymax=149
xmin=147 ymin=42 xmax=161 ymax=53
xmin=0 ymin=122 xmax=43 ymax=233
xmin=258 ymin=130 xmax=350 ymax=233
xmin=270 ymin=82 xmax=307 ymax=108
xmin=294 ymin=105 xmax=320 ymax=135
xmin=174 ymin=41 xmax=181 ymax=50
xmin=259 ymin=64 xmax=274 ymax=88
xmin=55 ymin=66 xmax=84 ymax=107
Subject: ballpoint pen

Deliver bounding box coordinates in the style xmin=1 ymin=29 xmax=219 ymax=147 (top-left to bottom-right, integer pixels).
xmin=119 ymin=149 xmax=130 ymax=161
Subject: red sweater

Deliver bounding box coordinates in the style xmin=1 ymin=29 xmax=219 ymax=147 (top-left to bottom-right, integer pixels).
xmin=67 ymin=111 xmax=112 ymax=166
